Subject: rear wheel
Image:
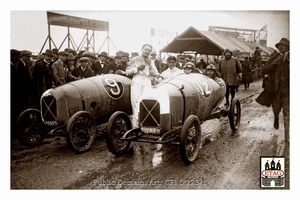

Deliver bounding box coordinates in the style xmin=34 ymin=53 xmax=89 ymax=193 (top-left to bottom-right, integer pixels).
xmin=229 ymin=98 xmax=241 ymax=131
xmin=180 ymin=115 xmax=201 ymax=165
xmin=106 ymin=111 xmax=132 ymax=156
xmin=66 ymin=111 xmax=97 ymax=153
xmin=17 ymin=108 xmax=45 ymax=147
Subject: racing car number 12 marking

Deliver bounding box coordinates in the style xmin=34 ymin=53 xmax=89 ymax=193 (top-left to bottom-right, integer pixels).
xmin=195 ymin=79 xmax=212 ymax=99
xmin=101 ymin=78 xmax=124 ymax=99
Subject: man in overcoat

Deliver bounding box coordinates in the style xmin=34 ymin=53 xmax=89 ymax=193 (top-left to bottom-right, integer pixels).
xmin=52 ymin=51 xmax=69 ymax=86
xmin=15 ymin=50 xmax=33 ymax=109
xmin=72 ymin=57 xmax=94 ymax=78
xmin=218 ymin=49 xmax=242 ymax=107
xmin=261 ymin=38 xmax=290 ymax=144
xmin=91 ymin=51 xmax=110 ymax=75
xmin=32 ymin=49 xmax=55 ymax=95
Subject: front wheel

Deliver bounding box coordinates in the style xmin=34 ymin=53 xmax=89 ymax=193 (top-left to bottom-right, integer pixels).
xmin=229 ymin=98 xmax=241 ymax=131
xmin=66 ymin=111 xmax=97 ymax=153
xmin=180 ymin=115 xmax=201 ymax=165
xmin=106 ymin=111 xmax=132 ymax=156
xmin=17 ymin=108 xmax=45 ymax=147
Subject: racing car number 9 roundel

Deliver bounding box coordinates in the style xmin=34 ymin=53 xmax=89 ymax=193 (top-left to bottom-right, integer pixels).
xmin=100 ymin=77 xmax=124 ymax=99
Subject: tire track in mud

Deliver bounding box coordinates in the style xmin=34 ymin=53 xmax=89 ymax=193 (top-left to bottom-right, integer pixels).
xmin=203 ymin=94 xmax=288 ymax=189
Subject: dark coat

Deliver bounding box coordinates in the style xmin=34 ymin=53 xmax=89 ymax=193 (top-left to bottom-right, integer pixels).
xmin=196 ymin=61 xmax=207 ymax=70
xmin=72 ymin=66 xmax=94 ymax=78
xmin=15 ymin=59 xmax=32 ymax=85
xmin=32 ymin=59 xmax=54 ymax=93
xmin=241 ymin=60 xmax=253 ymax=83
xmin=109 ymin=62 xmax=119 ymax=73
xmin=175 ymin=62 xmax=183 ymax=69
xmin=261 ymin=52 xmax=289 ymax=94
xmin=218 ymin=57 xmax=242 ymax=86
xmin=15 ymin=59 xmax=33 ymax=108
xmin=256 ymin=52 xmax=289 ymax=107
xmin=91 ymin=60 xmax=110 ymax=75
xmin=119 ymin=62 xmax=128 ymax=71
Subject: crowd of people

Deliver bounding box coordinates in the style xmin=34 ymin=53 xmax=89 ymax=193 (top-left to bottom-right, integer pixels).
xmin=11 ymin=39 xmax=289 ymax=144
xmin=9 ymin=45 xmax=254 ymax=127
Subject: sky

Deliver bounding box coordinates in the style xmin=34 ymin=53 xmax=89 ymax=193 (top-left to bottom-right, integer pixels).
xmin=10 ymin=10 xmax=289 ymax=56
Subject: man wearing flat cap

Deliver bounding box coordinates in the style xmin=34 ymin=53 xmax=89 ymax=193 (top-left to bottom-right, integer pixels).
xmin=64 ymin=47 xmax=75 ymax=56
xmin=116 ymin=50 xmax=124 ymax=57
xmin=261 ymin=38 xmax=290 ymax=145
xmin=32 ymin=49 xmax=55 ymax=98
xmin=15 ymin=50 xmax=33 ymax=111
xmin=110 ymin=55 xmax=125 ymax=75
xmin=72 ymin=57 xmax=94 ymax=79
xmin=52 ymin=51 xmax=69 ymax=86
xmin=91 ymin=51 xmax=110 ymax=75
xmin=119 ymin=52 xmax=130 ymax=72
xmin=105 ymin=56 xmax=115 ymax=73
xmin=15 ymin=50 xmax=33 ymax=85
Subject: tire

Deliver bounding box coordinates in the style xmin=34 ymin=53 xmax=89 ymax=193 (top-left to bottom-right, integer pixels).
xmin=229 ymin=98 xmax=241 ymax=131
xmin=66 ymin=111 xmax=97 ymax=153
xmin=17 ymin=108 xmax=46 ymax=147
xmin=106 ymin=111 xmax=132 ymax=156
xmin=180 ymin=115 xmax=201 ymax=165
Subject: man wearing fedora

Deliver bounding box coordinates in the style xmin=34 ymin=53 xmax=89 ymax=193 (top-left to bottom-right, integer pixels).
xmin=32 ymin=49 xmax=55 ymax=96
xmin=91 ymin=51 xmax=110 ymax=75
xmin=261 ymin=38 xmax=290 ymax=145
xmin=65 ymin=54 xmax=78 ymax=82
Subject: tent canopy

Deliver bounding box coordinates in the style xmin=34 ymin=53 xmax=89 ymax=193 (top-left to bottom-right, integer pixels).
xmin=160 ymin=26 xmax=275 ymax=56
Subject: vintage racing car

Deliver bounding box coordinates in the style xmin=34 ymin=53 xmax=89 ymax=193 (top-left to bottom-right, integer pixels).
xmin=105 ymin=73 xmax=241 ymax=165
xmin=17 ymin=74 xmax=132 ymax=153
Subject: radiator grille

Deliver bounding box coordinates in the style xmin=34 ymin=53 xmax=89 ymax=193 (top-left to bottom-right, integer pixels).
xmin=41 ymin=96 xmax=57 ymax=122
xmin=140 ymin=99 xmax=160 ymax=127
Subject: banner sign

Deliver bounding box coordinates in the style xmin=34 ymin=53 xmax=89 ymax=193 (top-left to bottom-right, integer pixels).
xmin=47 ymin=11 xmax=109 ymax=31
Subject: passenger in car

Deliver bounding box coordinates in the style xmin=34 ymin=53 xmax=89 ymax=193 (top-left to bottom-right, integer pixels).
xmin=159 ymin=56 xmax=184 ymax=79
xmin=205 ymin=64 xmax=225 ymax=86
xmin=182 ymin=62 xmax=203 ymax=74
xmin=182 ymin=62 xmax=194 ymax=74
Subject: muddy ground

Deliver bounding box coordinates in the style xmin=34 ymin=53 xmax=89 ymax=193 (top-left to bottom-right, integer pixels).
xmin=9 ymin=80 xmax=291 ymax=194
